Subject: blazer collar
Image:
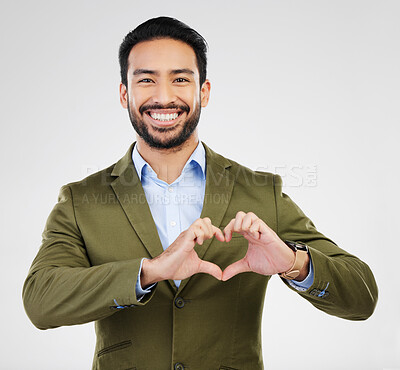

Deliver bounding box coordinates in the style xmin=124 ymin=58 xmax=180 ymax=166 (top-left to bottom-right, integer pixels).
xmin=110 ymin=141 xmax=230 ymax=177
xmin=131 ymin=140 xmax=206 ymax=182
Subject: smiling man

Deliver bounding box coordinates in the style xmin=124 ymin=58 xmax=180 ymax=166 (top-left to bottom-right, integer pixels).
xmin=23 ymin=17 xmax=378 ymax=370
xmin=125 ymin=41 xmax=203 ymax=151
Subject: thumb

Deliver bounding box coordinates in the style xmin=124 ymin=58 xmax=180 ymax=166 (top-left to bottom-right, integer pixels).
xmin=198 ymin=260 xmax=223 ymax=280
xmin=222 ymin=258 xmax=250 ymax=281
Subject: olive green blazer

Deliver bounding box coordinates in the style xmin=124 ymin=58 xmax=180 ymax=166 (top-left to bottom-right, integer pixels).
xmin=23 ymin=142 xmax=378 ymax=370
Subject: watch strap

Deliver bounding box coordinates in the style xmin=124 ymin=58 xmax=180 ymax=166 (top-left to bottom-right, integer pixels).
xmin=279 ymin=241 xmax=309 ymax=280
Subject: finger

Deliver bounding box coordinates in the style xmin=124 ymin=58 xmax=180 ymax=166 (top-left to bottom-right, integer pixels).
xmin=201 ymin=217 xmax=214 ymax=237
xmin=192 ymin=226 xmax=205 ymax=245
xmin=194 ymin=218 xmax=213 ymax=240
xmin=222 ymin=258 xmax=250 ymax=281
xmin=245 ymin=219 xmax=261 ymax=239
xmin=242 ymin=212 xmax=259 ymax=232
xmin=233 ymin=211 xmax=246 ymax=232
xmin=249 ymin=219 xmax=269 ymax=238
xmin=197 ymin=221 xmax=215 ymax=242
xmin=212 ymin=225 xmax=225 ymax=242
xmin=223 ymin=218 xmax=236 ymax=242
xmin=198 ymin=260 xmax=223 ymax=280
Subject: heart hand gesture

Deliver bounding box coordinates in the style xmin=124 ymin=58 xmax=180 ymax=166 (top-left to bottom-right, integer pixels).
xmin=141 ymin=212 xmax=309 ymax=288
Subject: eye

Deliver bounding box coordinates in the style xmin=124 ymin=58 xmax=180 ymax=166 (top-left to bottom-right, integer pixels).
xmin=175 ymin=77 xmax=189 ymax=83
xmin=138 ymin=78 xmax=153 ymax=83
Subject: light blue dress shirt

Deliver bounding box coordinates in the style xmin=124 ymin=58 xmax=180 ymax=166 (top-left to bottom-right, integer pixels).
xmin=132 ymin=141 xmax=313 ymax=299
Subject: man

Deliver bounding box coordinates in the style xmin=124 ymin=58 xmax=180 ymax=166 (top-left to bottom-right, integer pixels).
xmin=23 ymin=16 xmax=378 ymax=370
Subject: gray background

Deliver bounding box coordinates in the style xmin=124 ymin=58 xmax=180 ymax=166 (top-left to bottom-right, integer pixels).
xmin=1 ymin=0 xmax=399 ymax=369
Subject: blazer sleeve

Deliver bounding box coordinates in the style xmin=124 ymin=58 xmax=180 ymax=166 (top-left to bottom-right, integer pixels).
xmin=22 ymin=185 xmax=156 ymax=330
xmin=273 ymin=174 xmax=378 ymax=320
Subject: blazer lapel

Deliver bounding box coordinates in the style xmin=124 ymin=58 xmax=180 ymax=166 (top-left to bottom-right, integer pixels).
xmin=177 ymin=142 xmax=235 ymax=294
xmin=110 ymin=143 xmax=164 ymax=260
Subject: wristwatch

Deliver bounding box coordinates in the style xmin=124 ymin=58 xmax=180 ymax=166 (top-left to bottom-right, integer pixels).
xmin=278 ymin=240 xmax=309 ymax=280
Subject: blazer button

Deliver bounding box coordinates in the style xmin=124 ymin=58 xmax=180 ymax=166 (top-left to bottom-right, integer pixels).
xmin=174 ymin=297 xmax=185 ymax=308
xmin=174 ymin=363 xmax=184 ymax=370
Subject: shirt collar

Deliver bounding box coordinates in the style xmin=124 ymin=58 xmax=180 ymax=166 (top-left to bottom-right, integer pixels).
xmin=132 ymin=141 xmax=206 ymax=181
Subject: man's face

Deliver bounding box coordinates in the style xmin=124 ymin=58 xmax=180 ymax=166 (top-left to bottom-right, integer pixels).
xmin=120 ymin=38 xmax=210 ymax=149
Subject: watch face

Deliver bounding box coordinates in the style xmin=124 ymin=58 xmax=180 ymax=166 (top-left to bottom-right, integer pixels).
xmin=295 ymin=241 xmax=309 ymax=251
xmin=284 ymin=240 xmax=308 ymax=252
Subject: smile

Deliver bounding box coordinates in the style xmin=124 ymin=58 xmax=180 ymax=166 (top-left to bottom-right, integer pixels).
xmin=149 ymin=112 xmax=179 ymax=122
xmin=144 ymin=109 xmax=185 ymax=127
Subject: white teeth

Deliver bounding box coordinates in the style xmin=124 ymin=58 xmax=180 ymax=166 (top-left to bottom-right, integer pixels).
xmin=149 ymin=112 xmax=179 ymax=122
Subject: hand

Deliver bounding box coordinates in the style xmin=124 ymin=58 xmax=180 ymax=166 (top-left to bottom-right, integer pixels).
xmin=222 ymin=211 xmax=302 ymax=281
xmin=141 ymin=217 xmax=225 ymax=287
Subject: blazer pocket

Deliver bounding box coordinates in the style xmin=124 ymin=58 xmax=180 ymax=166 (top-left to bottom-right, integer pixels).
xmin=97 ymin=340 xmax=132 ymax=357
xmin=220 ymin=366 xmax=238 ymax=370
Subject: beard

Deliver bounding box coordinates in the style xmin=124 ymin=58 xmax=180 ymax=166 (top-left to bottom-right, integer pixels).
xmin=127 ymin=98 xmax=201 ymax=150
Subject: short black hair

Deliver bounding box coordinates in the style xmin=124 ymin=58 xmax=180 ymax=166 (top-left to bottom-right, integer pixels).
xmin=119 ymin=16 xmax=208 ymax=88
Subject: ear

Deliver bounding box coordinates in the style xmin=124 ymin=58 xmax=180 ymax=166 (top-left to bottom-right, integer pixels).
xmin=119 ymin=83 xmax=128 ymax=109
xmin=200 ymin=79 xmax=211 ymax=108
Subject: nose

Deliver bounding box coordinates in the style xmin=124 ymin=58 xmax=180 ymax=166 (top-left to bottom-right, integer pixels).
xmin=152 ymin=80 xmax=176 ymax=105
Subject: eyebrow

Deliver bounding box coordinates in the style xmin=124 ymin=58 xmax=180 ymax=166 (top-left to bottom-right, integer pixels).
xmin=133 ymin=68 xmax=195 ymax=76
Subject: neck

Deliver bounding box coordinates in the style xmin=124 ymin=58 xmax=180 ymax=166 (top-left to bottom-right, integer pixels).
xmin=135 ymin=133 xmax=199 ymax=184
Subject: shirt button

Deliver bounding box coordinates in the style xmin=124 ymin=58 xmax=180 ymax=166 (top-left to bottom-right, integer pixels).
xmin=168 ymin=187 xmax=174 ymax=193
xmin=170 ymin=220 xmax=176 ymax=227
xmin=175 ymin=297 xmax=185 ymax=308
xmin=174 ymin=363 xmax=184 ymax=370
